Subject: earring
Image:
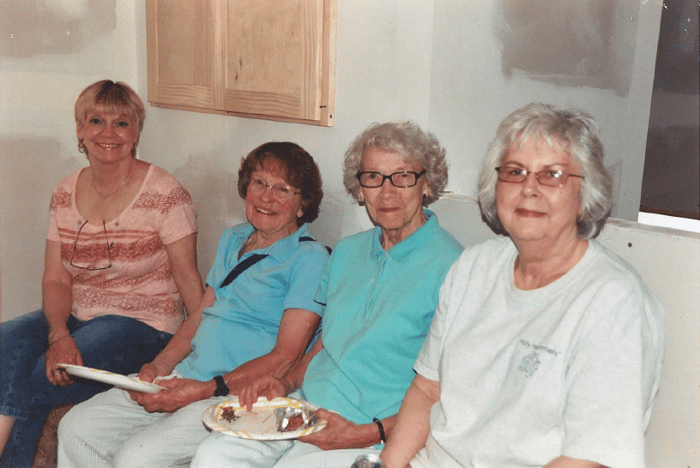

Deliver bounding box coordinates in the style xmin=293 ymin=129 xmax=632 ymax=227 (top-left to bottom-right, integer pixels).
xmin=78 ymin=138 xmax=86 ymax=154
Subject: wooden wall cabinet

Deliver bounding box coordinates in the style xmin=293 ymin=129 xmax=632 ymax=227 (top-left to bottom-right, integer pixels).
xmin=146 ymin=0 xmax=336 ymax=126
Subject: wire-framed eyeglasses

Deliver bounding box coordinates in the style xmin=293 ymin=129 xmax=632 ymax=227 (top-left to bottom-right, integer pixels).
xmin=248 ymin=178 xmax=301 ymax=199
xmin=69 ymin=220 xmax=113 ymax=270
xmin=356 ymin=169 xmax=426 ymax=188
xmin=495 ymin=166 xmax=584 ymax=187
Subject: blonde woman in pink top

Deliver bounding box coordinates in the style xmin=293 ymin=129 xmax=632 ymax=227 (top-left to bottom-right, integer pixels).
xmin=0 ymin=80 xmax=204 ymax=467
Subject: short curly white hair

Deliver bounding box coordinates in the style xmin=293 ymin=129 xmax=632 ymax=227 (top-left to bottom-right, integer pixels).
xmin=343 ymin=121 xmax=448 ymax=206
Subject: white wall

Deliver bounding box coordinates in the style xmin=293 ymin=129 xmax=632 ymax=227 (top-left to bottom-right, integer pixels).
xmin=0 ymin=0 xmax=140 ymax=321
xmin=0 ymin=0 xmax=665 ymax=319
xmin=0 ymin=0 xmax=436 ymax=320
xmin=429 ymin=0 xmax=663 ymax=221
xmin=132 ymin=0 xmax=437 ymax=288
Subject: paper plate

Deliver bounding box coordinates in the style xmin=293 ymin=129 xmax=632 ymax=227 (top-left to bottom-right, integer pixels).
xmin=202 ymin=397 xmax=327 ymax=440
xmin=56 ymin=363 xmax=164 ymax=393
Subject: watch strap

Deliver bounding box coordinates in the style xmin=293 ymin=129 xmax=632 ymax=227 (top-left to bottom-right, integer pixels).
xmin=213 ymin=375 xmax=229 ymax=397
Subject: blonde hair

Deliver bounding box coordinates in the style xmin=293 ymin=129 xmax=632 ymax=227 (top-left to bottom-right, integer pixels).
xmin=75 ymin=80 xmax=146 ymax=156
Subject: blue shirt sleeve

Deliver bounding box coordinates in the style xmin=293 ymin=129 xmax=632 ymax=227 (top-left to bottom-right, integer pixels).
xmin=205 ymin=228 xmax=234 ymax=289
xmin=312 ymin=252 xmax=332 ymax=307
xmin=285 ymin=247 xmax=329 ymax=317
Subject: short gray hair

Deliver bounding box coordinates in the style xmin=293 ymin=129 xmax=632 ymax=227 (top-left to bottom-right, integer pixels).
xmin=478 ymin=103 xmax=613 ymax=239
xmin=343 ymin=121 xmax=448 ymax=206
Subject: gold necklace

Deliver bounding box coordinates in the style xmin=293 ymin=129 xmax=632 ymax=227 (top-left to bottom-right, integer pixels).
xmin=83 ymin=166 xmax=131 ymax=226
xmin=90 ymin=167 xmax=130 ymax=199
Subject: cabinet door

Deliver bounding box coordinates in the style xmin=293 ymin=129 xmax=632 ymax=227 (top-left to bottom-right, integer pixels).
xmin=147 ymin=0 xmax=335 ymax=127
xmin=218 ymin=0 xmax=328 ymax=122
xmin=146 ymin=0 xmax=216 ymax=109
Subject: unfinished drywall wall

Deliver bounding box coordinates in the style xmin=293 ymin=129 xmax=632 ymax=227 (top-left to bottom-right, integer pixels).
xmin=496 ymin=0 xmax=639 ymax=95
xmin=0 ymin=0 xmax=139 ymax=321
xmin=0 ymin=0 xmax=116 ymax=58
xmin=0 ymin=0 xmax=437 ymax=320
xmin=0 ymin=0 xmax=668 ymax=320
xmin=429 ymin=0 xmax=662 ymax=221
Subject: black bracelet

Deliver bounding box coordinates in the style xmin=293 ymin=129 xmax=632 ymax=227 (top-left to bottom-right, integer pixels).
xmin=373 ymin=417 xmax=386 ymax=443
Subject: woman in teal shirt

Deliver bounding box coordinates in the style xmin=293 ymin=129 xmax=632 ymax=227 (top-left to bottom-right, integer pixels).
xmin=192 ymin=122 xmax=464 ymax=468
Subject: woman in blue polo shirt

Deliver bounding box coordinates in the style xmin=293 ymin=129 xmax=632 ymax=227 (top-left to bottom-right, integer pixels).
xmin=58 ymin=142 xmax=330 ymax=467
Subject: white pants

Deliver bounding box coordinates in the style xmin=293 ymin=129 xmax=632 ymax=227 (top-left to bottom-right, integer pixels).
xmin=57 ymin=386 xmax=229 ymax=468
xmin=191 ymin=432 xmax=381 ymax=468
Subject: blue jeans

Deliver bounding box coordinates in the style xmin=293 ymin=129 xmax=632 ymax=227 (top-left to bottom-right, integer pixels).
xmin=0 ymin=311 xmax=172 ymax=468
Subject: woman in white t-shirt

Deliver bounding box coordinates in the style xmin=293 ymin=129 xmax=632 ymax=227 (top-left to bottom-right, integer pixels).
xmin=380 ymin=103 xmax=664 ymax=468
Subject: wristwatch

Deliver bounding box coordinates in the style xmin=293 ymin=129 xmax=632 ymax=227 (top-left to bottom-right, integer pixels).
xmin=213 ymin=375 xmax=229 ymax=397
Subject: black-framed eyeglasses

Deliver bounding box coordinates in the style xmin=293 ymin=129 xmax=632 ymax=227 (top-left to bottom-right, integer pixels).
xmin=356 ymin=169 xmax=426 ymax=188
xmin=495 ymin=166 xmax=584 ymax=187
xmin=247 ymin=177 xmax=301 ymax=199
xmin=69 ymin=220 xmax=113 ymax=270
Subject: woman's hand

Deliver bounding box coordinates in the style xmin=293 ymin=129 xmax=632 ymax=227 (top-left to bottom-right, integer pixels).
xmin=237 ymin=375 xmax=291 ymax=411
xmin=131 ymin=377 xmax=213 ymax=413
xmin=45 ymin=335 xmax=82 ymax=386
xmin=234 ymin=309 xmax=323 ymax=411
xmin=298 ymin=409 xmax=381 ymax=450
xmin=137 ymin=360 xmax=174 ymax=383
xmin=42 ymin=239 xmax=78 ymax=386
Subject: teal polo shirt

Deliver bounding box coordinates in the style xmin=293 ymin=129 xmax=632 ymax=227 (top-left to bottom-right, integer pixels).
xmin=176 ymin=223 xmax=329 ymax=381
xmin=301 ymin=210 xmax=463 ymax=424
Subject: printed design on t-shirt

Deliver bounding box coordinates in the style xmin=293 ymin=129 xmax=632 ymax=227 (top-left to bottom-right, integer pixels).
xmin=519 ymin=352 xmax=540 ymax=377
xmin=73 ymin=286 xmax=181 ymax=317
xmin=133 ymin=186 xmax=193 ymax=214
xmin=108 ymin=232 xmax=164 ymax=263
xmin=62 ymin=230 xmax=164 ymax=265
xmin=74 ymin=263 xmax=171 ymax=288
xmin=517 ymin=339 xmax=560 ymax=377
xmin=50 ymin=187 xmax=72 ymax=211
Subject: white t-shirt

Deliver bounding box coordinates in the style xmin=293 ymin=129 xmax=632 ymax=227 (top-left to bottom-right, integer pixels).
xmin=412 ymin=237 xmax=664 ymax=468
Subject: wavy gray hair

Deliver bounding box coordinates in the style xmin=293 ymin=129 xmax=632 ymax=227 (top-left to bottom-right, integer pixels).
xmin=343 ymin=121 xmax=448 ymax=206
xmin=478 ymin=103 xmax=613 ymax=239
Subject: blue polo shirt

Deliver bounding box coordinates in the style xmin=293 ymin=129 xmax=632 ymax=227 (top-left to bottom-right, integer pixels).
xmin=301 ymin=210 xmax=463 ymax=424
xmin=175 ymin=223 xmax=329 ymax=381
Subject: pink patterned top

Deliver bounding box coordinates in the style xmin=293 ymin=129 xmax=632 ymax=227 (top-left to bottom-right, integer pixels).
xmin=46 ymin=164 xmax=197 ymax=334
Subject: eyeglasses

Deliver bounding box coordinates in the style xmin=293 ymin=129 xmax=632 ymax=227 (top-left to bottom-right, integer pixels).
xmin=356 ymin=170 xmax=426 ymax=188
xmin=248 ymin=178 xmax=300 ymax=199
xmin=495 ymin=166 xmax=584 ymax=187
xmin=69 ymin=220 xmax=113 ymax=270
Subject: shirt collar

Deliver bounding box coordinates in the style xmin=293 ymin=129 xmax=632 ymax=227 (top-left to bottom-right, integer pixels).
xmin=369 ymin=209 xmax=439 ymax=261
xmin=239 ymin=223 xmax=311 ymax=263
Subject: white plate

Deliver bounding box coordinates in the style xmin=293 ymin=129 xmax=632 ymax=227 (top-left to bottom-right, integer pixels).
xmin=56 ymin=363 xmax=164 ymax=393
xmin=202 ymin=397 xmax=327 ymax=440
